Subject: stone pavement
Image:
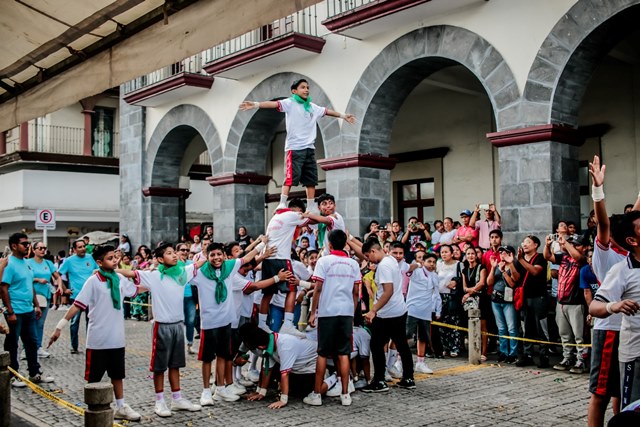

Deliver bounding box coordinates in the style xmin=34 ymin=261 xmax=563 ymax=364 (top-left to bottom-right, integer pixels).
xmin=8 ymin=309 xmax=593 ymax=426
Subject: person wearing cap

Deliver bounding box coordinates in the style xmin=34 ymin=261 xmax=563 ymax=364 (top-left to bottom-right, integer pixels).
xmin=239 ymin=79 xmax=356 ymax=213
xmin=544 ymin=233 xmax=587 ymax=373
xmin=486 ymin=245 xmax=521 ymax=363
xmin=453 ymin=210 xmax=479 ymax=251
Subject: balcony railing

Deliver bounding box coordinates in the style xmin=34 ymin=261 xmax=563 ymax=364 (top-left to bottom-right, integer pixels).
xmin=203 ymin=5 xmax=319 ymax=64
xmin=123 ymin=54 xmax=205 ymax=95
xmin=4 ymin=123 xmax=119 ymax=158
xmin=326 ymin=0 xmax=376 ymax=17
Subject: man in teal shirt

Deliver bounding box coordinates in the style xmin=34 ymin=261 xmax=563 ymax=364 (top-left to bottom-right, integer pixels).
xmin=0 ymin=233 xmax=54 ymax=386
xmin=58 ymin=239 xmax=98 ymax=353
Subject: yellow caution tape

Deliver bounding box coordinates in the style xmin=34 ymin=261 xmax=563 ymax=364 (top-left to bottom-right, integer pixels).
xmin=431 ymin=320 xmax=592 ymax=348
xmin=123 ymin=300 xmax=152 ymax=307
xmin=8 ymin=367 xmax=125 ymax=427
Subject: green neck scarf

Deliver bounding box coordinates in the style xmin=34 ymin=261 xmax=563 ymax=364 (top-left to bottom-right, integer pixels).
xmin=262 ymin=333 xmax=276 ymax=376
xmin=157 ymin=262 xmax=188 ymax=286
xmin=317 ymin=221 xmax=328 ymax=249
xmin=199 ymin=260 xmax=234 ymax=304
xmin=291 ymin=94 xmax=312 ymax=113
xmin=99 ymin=269 xmax=121 ymax=310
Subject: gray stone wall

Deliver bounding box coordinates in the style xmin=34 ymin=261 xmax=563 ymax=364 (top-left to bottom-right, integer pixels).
xmin=148 ymin=196 xmax=181 ymax=244
xmin=119 ymin=91 xmax=148 ymax=246
xmin=212 ymin=183 xmax=266 ymax=243
xmin=498 ymin=142 xmax=580 ymax=245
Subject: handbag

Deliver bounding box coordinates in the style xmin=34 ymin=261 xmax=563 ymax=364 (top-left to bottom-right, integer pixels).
xmin=515 ymin=253 xmax=537 ymax=311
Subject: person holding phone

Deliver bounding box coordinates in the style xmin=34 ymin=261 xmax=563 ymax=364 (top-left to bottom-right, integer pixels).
xmin=469 ymin=203 xmax=502 ymax=250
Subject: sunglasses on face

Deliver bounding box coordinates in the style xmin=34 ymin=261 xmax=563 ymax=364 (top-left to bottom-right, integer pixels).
xmin=18 ymin=242 xmax=31 ymax=247
xmin=179 ymin=249 xmax=189 ymax=252
xmin=36 ymin=246 xmax=47 ymax=250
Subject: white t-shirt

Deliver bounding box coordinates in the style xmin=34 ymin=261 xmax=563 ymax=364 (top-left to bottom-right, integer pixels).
xmin=374 ymin=256 xmax=407 ymax=318
xmin=436 ymin=260 xmax=460 ymax=294
xmin=277 ymin=98 xmax=327 ymax=151
xmin=316 ymin=212 xmax=346 ymax=256
xmin=265 ymin=210 xmax=309 ymax=259
xmin=439 ymin=230 xmax=457 ymax=245
xmin=137 ymin=264 xmax=197 ymax=323
xmin=311 ymin=251 xmax=361 ymax=317
xmin=190 ymin=259 xmax=242 ymax=329
xmin=592 ymin=238 xmax=627 ymax=331
xmin=73 ymin=272 xmax=137 ymax=349
xmin=594 ymin=257 xmax=640 ymax=363
xmin=232 ymin=271 xmax=254 ymax=320
xmin=406 ymin=267 xmax=442 ymax=320
xmin=269 ymin=333 xmax=318 ymax=374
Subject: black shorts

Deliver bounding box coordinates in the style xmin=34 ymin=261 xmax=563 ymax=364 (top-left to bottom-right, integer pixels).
xmin=284 ymin=148 xmax=318 ymax=187
xmin=198 ymin=325 xmax=232 ymax=363
xmin=85 ymin=348 xmax=125 ymax=382
xmin=406 ymin=315 xmax=430 ymax=342
xmin=589 ymin=329 xmax=620 ymax=397
xmin=621 ymin=358 xmax=640 ymax=408
xmin=261 ymin=259 xmax=295 ymax=295
xmin=318 ymin=316 xmax=353 ymax=357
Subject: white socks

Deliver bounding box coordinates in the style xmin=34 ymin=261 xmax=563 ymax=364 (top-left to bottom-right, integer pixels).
xmin=258 ymin=314 xmax=268 ymax=329
xmin=115 ymin=398 xmax=125 ymax=409
xmin=278 ymin=194 xmax=288 ymax=208
xmin=324 ymin=374 xmax=338 ymax=389
xmin=387 ymin=349 xmax=398 ymax=369
xmin=283 ymin=312 xmax=294 ymax=328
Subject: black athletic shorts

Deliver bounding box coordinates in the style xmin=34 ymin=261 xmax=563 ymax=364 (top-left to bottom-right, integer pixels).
xmin=198 ymin=325 xmax=232 ymax=363
xmin=318 ymin=316 xmax=353 ymax=357
xmin=261 ymin=259 xmax=295 ymax=295
xmin=284 ymin=148 xmax=318 ymax=187
xmin=589 ymin=329 xmax=620 ymax=397
xmin=85 ymin=348 xmax=125 ymax=382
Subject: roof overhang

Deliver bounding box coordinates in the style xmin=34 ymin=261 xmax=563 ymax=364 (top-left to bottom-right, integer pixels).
xmin=0 ymin=0 xmax=321 ymax=132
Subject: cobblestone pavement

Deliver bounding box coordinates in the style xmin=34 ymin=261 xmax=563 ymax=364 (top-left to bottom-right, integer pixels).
xmin=9 ymin=309 xmax=593 ymax=426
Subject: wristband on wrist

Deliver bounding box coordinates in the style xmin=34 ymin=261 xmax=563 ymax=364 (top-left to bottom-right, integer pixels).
xmin=606 ymin=301 xmax=615 ymax=315
xmin=56 ymin=318 xmax=69 ymax=330
xmin=299 ymin=280 xmax=312 ymax=290
xmin=591 ymin=185 xmax=605 ymax=202
xmin=255 ymin=242 xmax=266 ymax=253
xmin=279 ymin=394 xmax=288 ymax=404
xmin=257 ymin=387 xmax=267 ymax=397
xmin=273 ymin=275 xmax=280 ymax=284
xmin=253 ymin=101 xmax=260 ymax=109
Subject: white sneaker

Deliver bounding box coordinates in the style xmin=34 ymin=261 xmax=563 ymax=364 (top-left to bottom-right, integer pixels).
xmin=415 ymin=361 xmax=434 ymax=374
xmin=354 ymin=378 xmax=368 ymax=389
xmin=11 ymin=377 xmax=27 ymax=388
xmin=229 ymin=382 xmax=246 ymax=395
xmin=171 ymin=397 xmax=201 ymax=412
xmin=258 ymin=324 xmax=273 ymax=334
xmin=20 ymin=351 xmax=26 ymax=360
xmin=238 ymin=377 xmax=254 ymax=387
xmin=303 ymin=391 xmax=322 ymax=406
xmin=348 ymin=378 xmax=355 ymax=394
xmin=62 ymin=305 xmax=71 ymax=311
xmin=326 ymin=379 xmax=342 ymax=397
xmin=37 ymin=348 xmax=50 ymax=359
xmin=200 ymin=390 xmax=214 ymax=406
xmin=384 ymin=370 xmax=392 ymax=382
xmin=187 ymin=345 xmax=196 ymax=355
xmin=388 ymin=365 xmax=403 ymax=379
xmin=114 ymin=404 xmax=141 ymax=421
xmin=280 ymin=324 xmax=306 ymax=339
xmin=340 ymin=394 xmax=352 ymax=406
xmin=154 ymin=400 xmax=171 ymax=417
xmin=247 ymin=369 xmax=260 ymax=383
xmin=213 ymin=386 xmax=240 ymax=402
xmin=29 ymin=372 xmax=54 ymax=383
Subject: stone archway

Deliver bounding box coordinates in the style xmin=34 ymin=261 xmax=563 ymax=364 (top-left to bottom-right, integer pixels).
xmin=519 ymin=0 xmax=640 ymax=130
xmin=145 ymin=104 xmax=221 ymax=244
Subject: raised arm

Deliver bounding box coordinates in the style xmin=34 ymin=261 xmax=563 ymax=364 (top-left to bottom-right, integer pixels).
xmin=589 ymin=155 xmax=610 ymax=245
xmin=469 ymin=205 xmax=480 ymax=228
xmin=325 ymin=109 xmax=356 ymax=124
xmin=543 ymin=235 xmax=555 ymax=262
xmin=239 ymin=101 xmax=279 ymax=111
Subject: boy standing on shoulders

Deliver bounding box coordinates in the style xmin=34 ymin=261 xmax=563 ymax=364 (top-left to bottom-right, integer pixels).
xmin=49 ymin=245 xmax=141 ymax=421
xmin=240 ymin=79 xmax=355 ymax=211
xmin=304 ymin=230 xmax=361 ymax=407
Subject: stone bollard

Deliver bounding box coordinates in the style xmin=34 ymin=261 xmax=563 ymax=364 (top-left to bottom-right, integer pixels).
xmin=0 ymin=352 xmax=10 ymax=427
xmin=298 ymin=297 xmax=309 ymax=332
xmin=468 ymin=308 xmax=482 ymax=365
xmin=84 ymin=383 xmax=113 ymax=427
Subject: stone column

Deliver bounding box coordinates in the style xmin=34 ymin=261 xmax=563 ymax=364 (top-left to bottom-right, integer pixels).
xmin=208 ymin=173 xmax=271 ymax=243
xmin=119 ymin=90 xmax=148 ymax=246
xmin=84 ymin=382 xmax=113 ymax=427
xmin=318 ymin=155 xmax=397 ymax=238
xmin=82 ymin=109 xmax=94 ymax=156
xmin=142 ymin=187 xmax=191 ymax=244
xmin=0 ymin=131 xmax=6 ymax=155
xmin=0 ymin=352 xmax=10 ymax=427
xmin=19 ymin=122 xmax=28 ymax=151
xmin=488 ymin=125 xmax=582 ymax=244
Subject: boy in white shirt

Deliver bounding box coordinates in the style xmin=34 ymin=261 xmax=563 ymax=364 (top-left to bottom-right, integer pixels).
xmin=305 ymin=230 xmax=361 ymax=407
xmin=302 ymin=194 xmax=346 ymax=257
xmin=48 ymin=245 xmax=141 ymax=421
xmin=406 ymin=253 xmax=441 ymax=375
xmin=240 ymin=79 xmax=355 ymax=211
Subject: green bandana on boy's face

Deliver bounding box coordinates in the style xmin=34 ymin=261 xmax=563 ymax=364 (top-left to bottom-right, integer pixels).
xmin=291 ymin=93 xmax=312 ymax=113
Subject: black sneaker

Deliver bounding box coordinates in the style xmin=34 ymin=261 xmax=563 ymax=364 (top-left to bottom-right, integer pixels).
xmin=498 ymin=353 xmax=507 ymax=363
xmin=506 ymin=356 xmax=517 ymax=364
xmin=515 ymin=355 xmax=534 ymax=367
xmin=397 ymin=378 xmax=416 ymax=390
xmin=537 ymin=356 xmax=550 ymax=369
xmin=70 ymin=348 xmax=79 ymax=354
xmin=362 ymin=381 xmax=389 ymax=393
xmin=553 ymin=358 xmax=573 ymax=371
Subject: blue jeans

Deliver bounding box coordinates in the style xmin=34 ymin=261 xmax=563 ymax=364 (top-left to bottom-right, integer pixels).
xmin=491 ymin=301 xmax=519 ymax=357
xmin=268 ymin=305 xmax=285 ymax=332
xmin=69 ymin=308 xmax=87 ymax=351
xmin=4 ymin=311 xmax=41 ymax=376
xmin=35 ymin=304 xmax=49 ymax=348
xmin=183 ymin=296 xmax=197 ymax=345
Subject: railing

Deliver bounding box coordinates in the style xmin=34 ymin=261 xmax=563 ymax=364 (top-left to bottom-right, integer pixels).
xmin=123 ymin=54 xmax=205 ymax=95
xmin=326 ymin=0 xmax=375 ymax=18
xmin=202 ymin=5 xmax=319 ymax=63
xmin=3 ymin=123 xmax=119 ymax=158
